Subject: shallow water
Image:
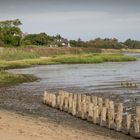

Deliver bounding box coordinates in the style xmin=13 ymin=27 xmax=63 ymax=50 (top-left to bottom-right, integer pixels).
xmin=8 ymin=53 xmax=140 ymax=91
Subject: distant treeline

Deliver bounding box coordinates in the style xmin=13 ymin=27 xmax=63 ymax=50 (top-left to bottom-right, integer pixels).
xmin=0 ymin=19 xmax=140 ymax=49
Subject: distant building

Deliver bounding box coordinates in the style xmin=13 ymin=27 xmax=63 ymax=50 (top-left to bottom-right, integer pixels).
xmin=50 ymin=36 xmax=71 ymax=48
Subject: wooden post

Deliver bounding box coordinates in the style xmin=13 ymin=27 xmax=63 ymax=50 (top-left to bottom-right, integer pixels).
xmin=56 ymin=94 xmax=60 ymax=109
xmin=104 ymin=98 xmax=109 ymax=118
xmin=59 ymin=90 xmax=65 ymax=111
xmin=123 ymin=113 xmax=132 ymax=134
xmin=116 ymin=103 xmax=123 ymax=131
xmin=64 ymin=91 xmax=69 ymax=112
xmin=100 ymin=107 xmax=107 ymax=127
xmin=98 ymin=97 xmax=103 ymax=121
xmin=105 ymin=98 xmax=109 ymax=109
xmin=68 ymin=93 xmax=73 ymax=114
xmin=52 ymin=94 xmax=57 ymax=108
xmin=49 ymin=94 xmax=53 ymax=107
xmin=45 ymin=93 xmax=49 ymax=105
xmin=77 ymin=94 xmax=82 ymax=117
xmin=92 ymin=96 xmax=97 ymax=106
xmin=98 ymin=97 xmax=103 ymax=108
xmin=126 ymin=114 xmax=132 ymax=133
xmin=92 ymin=105 xmax=99 ymax=124
xmin=87 ymin=102 xmax=94 ymax=121
xmin=47 ymin=93 xmax=50 ymax=106
xmin=132 ymin=106 xmax=140 ymax=138
xmin=72 ymin=94 xmax=78 ymax=116
xmin=81 ymin=95 xmax=87 ymax=119
xmin=108 ymin=101 xmax=115 ymax=129
xmin=86 ymin=96 xmax=91 ymax=114
xmin=43 ymin=91 xmax=48 ymax=104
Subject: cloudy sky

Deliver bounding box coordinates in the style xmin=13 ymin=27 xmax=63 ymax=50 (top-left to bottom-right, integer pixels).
xmin=0 ymin=0 xmax=140 ymax=41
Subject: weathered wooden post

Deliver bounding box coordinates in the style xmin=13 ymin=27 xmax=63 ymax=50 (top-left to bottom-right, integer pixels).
xmin=49 ymin=93 xmax=53 ymax=107
xmin=68 ymin=93 xmax=73 ymax=114
xmin=59 ymin=90 xmax=65 ymax=111
xmin=105 ymin=98 xmax=109 ymax=109
xmin=86 ymin=95 xmax=91 ymax=114
xmin=92 ymin=105 xmax=99 ymax=124
xmin=45 ymin=92 xmax=49 ymax=105
xmin=116 ymin=103 xmax=123 ymax=131
xmin=126 ymin=114 xmax=132 ymax=133
xmin=72 ymin=94 xmax=78 ymax=116
xmin=64 ymin=91 xmax=69 ymax=112
xmin=47 ymin=93 xmax=50 ymax=106
xmin=98 ymin=97 xmax=103 ymax=108
xmin=81 ymin=95 xmax=87 ymax=119
xmin=77 ymin=94 xmax=82 ymax=117
xmin=108 ymin=100 xmax=115 ymax=129
xmin=43 ymin=91 xmax=48 ymax=104
xmin=98 ymin=97 xmax=103 ymax=122
xmin=92 ymin=96 xmax=97 ymax=106
xmin=52 ymin=94 xmax=57 ymax=108
xmin=87 ymin=102 xmax=94 ymax=121
xmin=100 ymin=107 xmax=107 ymax=127
xmin=122 ymin=113 xmax=132 ymax=134
xmin=56 ymin=94 xmax=61 ymax=109
xmin=131 ymin=106 xmax=140 ymax=138
xmin=104 ymin=98 xmax=109 ymax=116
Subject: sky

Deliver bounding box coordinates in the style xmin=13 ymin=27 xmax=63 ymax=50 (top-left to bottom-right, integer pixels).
xmin=0 ymin=0 xmax=140 ymax=41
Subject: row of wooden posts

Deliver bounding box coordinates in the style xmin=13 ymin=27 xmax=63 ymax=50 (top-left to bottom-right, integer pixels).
xmin=43 ymin=90 xmax=140 ymax=138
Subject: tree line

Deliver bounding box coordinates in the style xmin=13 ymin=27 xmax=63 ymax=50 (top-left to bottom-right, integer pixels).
xmin=0 ymin=19 xmax=140 ymax=49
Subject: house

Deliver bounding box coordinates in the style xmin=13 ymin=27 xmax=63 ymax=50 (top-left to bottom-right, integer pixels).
xmin=50 ymin=36 xmax=71 ymax=48
xmin=60 ymin=38 xmax=71 ymax=47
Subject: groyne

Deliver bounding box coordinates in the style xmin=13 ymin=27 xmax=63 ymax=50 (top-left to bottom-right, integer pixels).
xmin=43 ymin=90 xmax=140 ymax=138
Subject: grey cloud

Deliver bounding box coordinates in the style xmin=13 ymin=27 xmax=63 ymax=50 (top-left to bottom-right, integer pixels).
xmin=0 ymin=0 xmax=140 ymax=41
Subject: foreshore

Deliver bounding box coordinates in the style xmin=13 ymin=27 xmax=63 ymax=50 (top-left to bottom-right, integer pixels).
xmin=0 ymin=86 xmax=137 ymax=140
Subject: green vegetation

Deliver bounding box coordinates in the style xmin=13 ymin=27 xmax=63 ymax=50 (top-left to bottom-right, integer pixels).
xmin=0 ymin=47 xmax=101 ymax=61
xmin=0 ymin=71 xmax=37 ymax=87
xmin=22 ymin=33 xmax=53 ymax=46
xmin=0 ymin=19 xmax=22 ymax=47
xmin=52 ymin=54 xmax=136 ymax=64
xmin=70 ymin=38 xmax=124 ymax=49
xmin=0 ymin=54 xmax=136 ymax=70
xmin=124 ymin=39 xmax=140 ymax=49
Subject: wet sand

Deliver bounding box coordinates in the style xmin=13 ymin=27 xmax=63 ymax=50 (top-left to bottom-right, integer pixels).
xmin=0 ymin=86 xmax=137 ymax=140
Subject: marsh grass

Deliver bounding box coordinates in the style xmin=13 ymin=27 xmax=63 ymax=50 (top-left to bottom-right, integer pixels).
xmin=0 ymin=71 xmax=37 ymax=86
xmin=52 ymin=54 xmax=136 ymax=64
xmin=0 ymin=53 xmax=136 ymax=70
xmin=0 ymin=47 xmax=100 ymax=61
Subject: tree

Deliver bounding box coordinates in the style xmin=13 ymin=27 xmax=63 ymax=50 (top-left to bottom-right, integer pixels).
xmin=23 ymin=33 xmax=52 ymax=46
xmin=124 ymin=39 xmax=140 ymax=49
xmin=0 ymin=19 xmax=22 ymax=46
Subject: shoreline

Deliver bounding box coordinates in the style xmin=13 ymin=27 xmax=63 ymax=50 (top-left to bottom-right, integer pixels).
xmin=0 ymin=86 xmax=137 ymax=140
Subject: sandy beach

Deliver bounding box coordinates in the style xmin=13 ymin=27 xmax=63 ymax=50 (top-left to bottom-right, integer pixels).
xmin=0 ymin=110 xmax=116 ymax=140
